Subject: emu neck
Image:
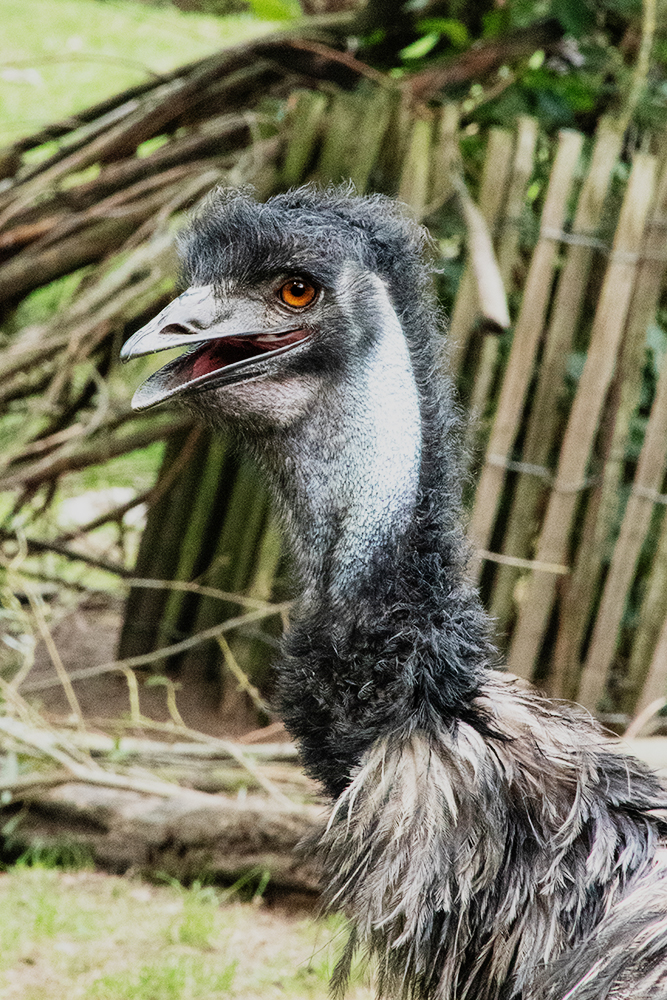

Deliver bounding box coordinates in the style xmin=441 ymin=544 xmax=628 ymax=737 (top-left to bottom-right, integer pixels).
xmin=278 ymin=304 xmax=422 ymax=607
xmin=256 ymin=293 xmax=493 ymax=794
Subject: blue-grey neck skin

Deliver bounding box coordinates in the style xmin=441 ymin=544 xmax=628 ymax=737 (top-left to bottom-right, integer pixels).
xmin=263 ymin=268 xmax=423 ymax=601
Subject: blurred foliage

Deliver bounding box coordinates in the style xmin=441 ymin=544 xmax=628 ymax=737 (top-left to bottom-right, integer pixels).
xmin=0 ymin=0 xmax=275 ymax=144
xmin=350 ymin=0 xmax=666 ymax=136
xmin=20 ymin=0 xmax=662 ymax=139
xmin=141 ymin=0 xmax=657 ymax=140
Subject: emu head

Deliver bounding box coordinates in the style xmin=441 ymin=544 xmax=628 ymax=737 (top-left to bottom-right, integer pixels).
xmin=121 ymin=186 xmax=436 ymax=438
xmin=120 ymin=187 xmax=461 ymax=588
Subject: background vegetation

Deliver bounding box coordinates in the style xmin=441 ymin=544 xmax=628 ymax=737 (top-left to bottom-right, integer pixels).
xmin=2 ymin=0 xmax=667 ymax=994
xmin=2 ymin=0 xmax=667 ymax=721
xmin=0 ymin=0 xmax=275 ymax=144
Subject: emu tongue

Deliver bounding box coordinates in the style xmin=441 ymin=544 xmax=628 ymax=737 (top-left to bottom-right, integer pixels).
xmin=184 ymin=329 xmax=308 ymax=383
xmin=132 ymin=327 xmax=310 ymax=409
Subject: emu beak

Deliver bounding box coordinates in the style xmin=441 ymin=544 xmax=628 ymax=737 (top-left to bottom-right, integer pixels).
xmin=121 ymin=285 xmax=312 ymax=411
xmin=120 ymin=285 xmax=221 ymax=361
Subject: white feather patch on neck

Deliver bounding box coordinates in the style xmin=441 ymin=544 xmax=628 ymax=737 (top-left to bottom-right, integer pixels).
xmin=331 ymin=273 xmax=422 ymax=581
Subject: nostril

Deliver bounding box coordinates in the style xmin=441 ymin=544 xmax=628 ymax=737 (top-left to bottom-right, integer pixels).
xmin=161 ymin=323 xmax=195 ymax=336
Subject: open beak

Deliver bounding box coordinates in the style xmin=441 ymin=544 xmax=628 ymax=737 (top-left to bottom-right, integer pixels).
xmin=121 ymin=285 xmax=312 ymax=410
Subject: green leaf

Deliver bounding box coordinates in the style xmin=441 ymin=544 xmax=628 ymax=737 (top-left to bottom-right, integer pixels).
xmin=364 ymin=27 xmax=387 ymax=46
xmin=400 ymin=33 xmax=441 ymax=61
xmin=552 ymin=0 xmax=596 ymax=37
xmin=526 ymin=180 xmax=542 ymax=204
xmin=416 ymin=18 xmax=469 ymax=49
xmin=246 ymin=0 xmax=300 ymax=20
xmin=482 ymin=9 xmax=510 ymax=38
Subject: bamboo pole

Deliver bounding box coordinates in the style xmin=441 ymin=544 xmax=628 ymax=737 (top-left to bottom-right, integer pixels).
xmin=488 ymin=120 xmax=622 ymax=631
xmin=1 ymin=231 xmax=177 ymax=385
xmin=555 ymin=153 xmax=667 ymax=703
xmin=625 ymin=510 xmax=667 ymax=716
xmin=468 ymin=130 xmax=584 ymax=577
xmin=496 ymin=116 xmax=539 ymax=287
xmin=376 ymin=89 xmax=412 ymax=194
xmin=62 ymin=115 xmax=249 ymax=211
xmin=455 ymin=179 xmax=510 ymax=334
xmin=429 ymin=103 xmax=460 ymax=211
xmin=0 ymin=415 xmax=192 ymax=492
xmin=281 ymin=89 xmax=329 ymax=187
xmin=545 ymin=396 xmax=618 ymax=699
xmin=315 ymin=91 xmax=365 ymax=185
xmin=0 ymin=212 xmax=151 ymax=302
xmin=220 ymin=514 xmax=285 ymax=719
xmin=25 ymin=163 xmax=213 ymax=250
xmin=4 ymin=117 xmax=245 ymax=242
xmin=398 ymin=117 xmax=434 ymax=217
xmin=0 ymin=60 xmax=273 ymax=230
xmin=348 ymin=86 xmax=396 ymax=193
xmin=155 ymin=436 xmax=232 ymax=652
xmin=308 ymin=86 xmax=396 ymax=192
xmin=507 ymin=152 xmax=657 ymax=682
xmin=632 ymin=586 xmax=667 ymax=719
xmin=117 ymin=428 xmax=204 ymax=660
xmin=576 ymin=352 xmax=667 ymax=708
xmin=0 ymin=168 xmax=221 ymax=303
xmin=178 ymin=459 xmax=272 ymax=698
xmin=447 ymin=127 xmax=515 ymax=377
xmin=466 ymin=118 xmax=538 ymax=437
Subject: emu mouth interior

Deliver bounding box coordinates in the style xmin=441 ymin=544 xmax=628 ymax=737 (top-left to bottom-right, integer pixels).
xmin=132 ymin=326 xmax=311 ymax=409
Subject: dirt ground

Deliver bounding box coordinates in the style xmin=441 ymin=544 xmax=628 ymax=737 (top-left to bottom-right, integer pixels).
xmin=26 ymin=592 xmax=280 ymax=740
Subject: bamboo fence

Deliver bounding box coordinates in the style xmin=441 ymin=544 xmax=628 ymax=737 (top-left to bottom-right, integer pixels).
xmin=463 ymin=124 xmax=667 ymax=725
xmin=2 ymin=44 xmax=667 ymax=729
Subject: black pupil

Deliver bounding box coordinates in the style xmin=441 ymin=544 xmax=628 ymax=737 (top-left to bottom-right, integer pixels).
xmin=291 ymin=282 xmax=306 ymax=298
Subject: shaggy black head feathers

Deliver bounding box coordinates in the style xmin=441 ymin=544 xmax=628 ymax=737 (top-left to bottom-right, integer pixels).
xmin=179 ymin=185 xmax=434 ymax=292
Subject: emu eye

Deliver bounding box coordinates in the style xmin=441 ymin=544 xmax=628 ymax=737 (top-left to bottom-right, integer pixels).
xmin=279 ymin=278 xmax=318 ymax=309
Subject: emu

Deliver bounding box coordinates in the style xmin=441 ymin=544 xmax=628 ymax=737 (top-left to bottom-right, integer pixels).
xmin=121 ymin=187 xmax=667 ymax=1000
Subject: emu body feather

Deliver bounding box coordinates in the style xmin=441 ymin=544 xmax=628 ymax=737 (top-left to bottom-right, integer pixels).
xmin=122 ymin=186 xmax=667 ymax=999
xmin=321 ymin=675 xmax=667 ymax=999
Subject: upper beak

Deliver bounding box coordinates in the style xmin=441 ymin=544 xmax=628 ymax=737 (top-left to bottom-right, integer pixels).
xmin=121 ymin=284 xmax=312 ymax=410
xmin=121 ymin=285 xmax=228 ymax=361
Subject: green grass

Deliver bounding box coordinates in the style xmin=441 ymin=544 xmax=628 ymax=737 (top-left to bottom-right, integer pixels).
xmin=0 ymin=0 xmax=276 ymax=144
xmin=89 ymin=955 xmax=237 ymax=1000
xmin=0 ymin=867 xmax=374 ymax=999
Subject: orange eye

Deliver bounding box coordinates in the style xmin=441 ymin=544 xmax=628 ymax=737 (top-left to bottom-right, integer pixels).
xmin=279 ymin=278 xmax=318 ymax=309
